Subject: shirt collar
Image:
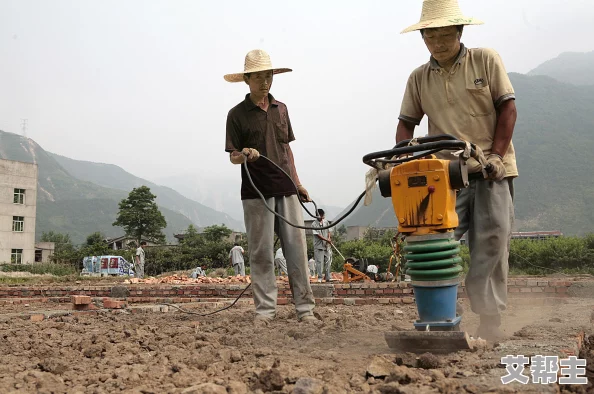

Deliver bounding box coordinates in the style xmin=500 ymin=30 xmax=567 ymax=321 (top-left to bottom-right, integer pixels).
xmin=430 ymin=43 xmax=467 ymax=70
xmin=243 ymin=93 xmax=278 ymax=111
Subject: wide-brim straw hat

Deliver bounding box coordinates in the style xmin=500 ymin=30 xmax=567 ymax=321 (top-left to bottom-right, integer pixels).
xmin=224 ymin=49 xmax=292 ymax=83
xmin=401 ymin=0 xmax=484 ymax=34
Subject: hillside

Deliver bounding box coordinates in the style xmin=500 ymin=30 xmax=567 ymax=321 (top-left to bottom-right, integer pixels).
xmin=50 ymin=154 xmax=244 ymax=231
xmin=338 ymin=72 xmax=594 ymax=235
xmin=0 ymin=131 xmax=195 ymax=244
xmin=528 ymin=51 xmax=594 ymax=86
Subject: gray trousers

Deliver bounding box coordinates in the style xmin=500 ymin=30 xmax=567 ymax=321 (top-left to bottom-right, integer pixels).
xmin=233 ymin=261 xmax=245 ymax=276
xmin=274 ymin=258 xmax=288 ymax=276
xmin=455 ymin=178 xmax=514 ymax=317
xmin=314 ymin=248 xmax=331 ymax=280
xmin=136 ymin=261 xmax=144 ymax=279
xmin=243 ymin=195 xmax=315 ymax=319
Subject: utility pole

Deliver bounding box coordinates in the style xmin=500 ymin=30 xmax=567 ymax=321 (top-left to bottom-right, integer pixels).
xmin=20 ymin=118 xmax=28 ymax=138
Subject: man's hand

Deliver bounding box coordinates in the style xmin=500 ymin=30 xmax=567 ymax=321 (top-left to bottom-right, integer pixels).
xmin=297 ymin=185 xmax=311 ymax=202
xmin=486 ymin=154 xmax=506 ymax=181
xmin=242 ymin=148 xmax=260 ymax=162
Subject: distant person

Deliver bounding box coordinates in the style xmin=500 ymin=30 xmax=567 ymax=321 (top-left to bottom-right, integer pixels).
xmin=312 ymin=209 xmax=332 ymax=283
xmin=396 ymin=0 xmax=518 ymax=341
xmin=224 ymin=49 xmax=316 ymax=323
xmin=229 ymin=243 xmax=245 ymax=276
xmin=274 ymin=247 xmax=288 ymax=276
xmin=308 ymin=257 xmax=316 ymax=278
xmin=135 ymin=241 xmax=146 ymax=279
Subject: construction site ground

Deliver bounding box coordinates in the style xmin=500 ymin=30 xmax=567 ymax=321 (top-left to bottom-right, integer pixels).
xmin=1 ymin=277 xmax=593 ymax=393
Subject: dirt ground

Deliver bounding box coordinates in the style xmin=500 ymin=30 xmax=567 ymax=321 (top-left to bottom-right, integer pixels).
xmin=0 ymin=297 xmax=593 ymax=394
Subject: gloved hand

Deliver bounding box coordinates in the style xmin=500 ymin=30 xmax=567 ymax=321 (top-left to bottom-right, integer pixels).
xmin=297 ymin=185 xmax=311 ymax=202
xmin=486 ymin=154 xmax=506 ymax=181
xmin=241 ymin=148 xmax=260 ymax=162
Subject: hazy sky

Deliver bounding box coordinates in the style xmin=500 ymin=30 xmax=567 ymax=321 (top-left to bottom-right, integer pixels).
xmin=1 ymin=0 xmax=593 ymax=208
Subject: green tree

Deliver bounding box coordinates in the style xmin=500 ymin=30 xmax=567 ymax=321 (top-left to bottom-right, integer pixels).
xmin=80 ymin=232 xmax=110 ymax=258
xmin=40 ymin=231 xmax=78 ymax=264
xmin=202 ymin=224 xmax=232 ymax=243
xmin=113 ymin=186 xmax=167 ymax=244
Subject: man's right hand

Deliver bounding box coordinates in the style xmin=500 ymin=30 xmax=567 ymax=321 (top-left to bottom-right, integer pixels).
xmin=242 ymin=148 xmax=260 ymax=162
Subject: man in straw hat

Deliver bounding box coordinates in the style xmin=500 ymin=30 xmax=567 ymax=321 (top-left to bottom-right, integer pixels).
xmin=396 ymin=0 xmax=518 ymax=341
xmin=224 ymin=49 xmax=316 ymax=323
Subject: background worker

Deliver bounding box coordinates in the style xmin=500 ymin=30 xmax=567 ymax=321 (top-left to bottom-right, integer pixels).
xmin=224 ymin=49 xmax=316 ymax=323
xmin=228 ymin=242 xmax=245 ymax=276
xmin=312 ymin=209 xmax=332 ymax=283
xmin=396 ymin=0 xmax=518 ymax=341
xmin=274 ymin=247 xmax=288 ymax=276
xmin=135 ymin=241 xmax=146 ymax=279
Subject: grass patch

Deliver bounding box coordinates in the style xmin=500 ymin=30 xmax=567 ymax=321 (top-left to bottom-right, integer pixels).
xmin=0 ymin=263 xmax=77 ymax=276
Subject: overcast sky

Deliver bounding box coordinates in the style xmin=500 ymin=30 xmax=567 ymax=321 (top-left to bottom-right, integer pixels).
xmin=1 ymin=0 xmax=593 ymax=209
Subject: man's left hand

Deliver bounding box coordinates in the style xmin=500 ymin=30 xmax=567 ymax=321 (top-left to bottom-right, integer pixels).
xmin=297 ymin=185 xmax=311 ymax=202
xmin=486 ymin=154 xmax=506 ymax=181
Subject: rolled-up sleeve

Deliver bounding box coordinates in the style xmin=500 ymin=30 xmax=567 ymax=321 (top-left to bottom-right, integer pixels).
xmin=399 ymin=70 xmax=425 ymax=125
xmin=484 ymin=49 xmax=515 ymax=108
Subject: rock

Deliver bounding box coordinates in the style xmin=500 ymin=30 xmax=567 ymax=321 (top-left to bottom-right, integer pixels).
xmin=374 ymin=382 xmax=405 ymax=394
xmin=293 ymin=377 xmax=324 ymax=394
xmin=255 ymin=368 xmax=284 ymax=391
xmin=416 ymin=353 xmax=441 ymax=369
xmin=254 ymin=347 xmax=272 ymax=357
xmin=110 ymin=286 xmax=130 ymax=298
xmin=366 ymin=355 xmax=397 ymax=378
xmin=82 ymin=345 xmax=104 ymax=358
xmin=230 ymin=349 xmax=243 ymax=363
xmin=429 ymin=370 xmax=445 ymax=382
xmin=227 ymin=381 xmax=248 ymax=394
xmin=349 ymin=373 xmax=366 ymax=388
xmin=182 ymin=383 xmax=227 ymax=394
xmin=384 ymin=365 xmax=420 ymax=384
xmin=38 ymin=359 xmax=68 ymax=375
xmin=218 ymin=349 xmax=231 ymax=362
xmin=367 ymin=376 xmax=376 ymax=385
xmin=551 ymin=317 xmax=563 ymax=323
xmin=463 ymin=383 xmax=480 ymax=393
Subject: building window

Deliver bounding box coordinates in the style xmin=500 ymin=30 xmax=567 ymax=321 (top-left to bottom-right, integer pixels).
xmin=13 ymin=188 xmax=25 ymax=204
xmin=12 ymin=216 xmax=24 ymax=232
xmin=11 ymin=249 xmax=23 ymax=264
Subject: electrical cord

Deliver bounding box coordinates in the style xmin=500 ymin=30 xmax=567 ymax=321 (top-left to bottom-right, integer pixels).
xmin=242 ymin=154 xmax=366 ymax=230
xmin=159 ymin=282 xmax=252 ymax=316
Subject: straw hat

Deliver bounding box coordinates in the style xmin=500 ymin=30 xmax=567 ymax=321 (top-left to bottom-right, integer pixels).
xmin=401 ymin=0 xmax=484 ymax=34
xmin=224 ymin=49 xmax=292 ymax=83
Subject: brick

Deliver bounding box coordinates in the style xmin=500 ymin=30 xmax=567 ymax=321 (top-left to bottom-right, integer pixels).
xmin=322 ymin=298 xmax=333 ymax=304
xmin=526 ymin=280 xmax=538 ymax=287
xmin=556 ymin=287 xmax=568 ymax=293
xmin=343 ymin=298 xmax=356 ymax=306
xmin=277 ymin=298 xmax=289 ymax=305
xmin=354 ymin=299 xmax=366 ymax=305
xmin=537 ymin=281 xmax=548 ymax=287
xmin=544 ymin=287 xmax=556 ymax=293
xmin=378 ymin=298 xmax=390 ymax=304
xmin=402 ymin=288 xmax=413 ymax=294
xmin=519 ymin=287 xmax=531 ymax=293
xmin=509 ymin=287 xmax=520 ymax=293
xmin=402 ymin=297 xmax=415 ymax=304
xmin=30 ymin=314 xmax=44 ymax=322
xmin=72 ymin=295 xmax=92 ymax=305
xmin=516 ymin=280 xmax=527 ymax=287
xmin=355 ymin=290 xmax=365 ymax=295
xmin=531 ymin=287 xmax=544 ymax=293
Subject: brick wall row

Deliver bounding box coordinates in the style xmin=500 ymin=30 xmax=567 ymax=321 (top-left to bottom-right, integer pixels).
xmin=0 ymin=278 xmax=583 ymax=304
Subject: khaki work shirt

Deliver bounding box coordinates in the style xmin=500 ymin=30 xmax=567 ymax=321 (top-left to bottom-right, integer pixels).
xmin=399 ymin=44 xmax=518 ymax=177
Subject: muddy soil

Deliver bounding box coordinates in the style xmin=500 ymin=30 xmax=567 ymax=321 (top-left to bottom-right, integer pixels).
xmin=0 ymin=299 xmax=593 ymax=394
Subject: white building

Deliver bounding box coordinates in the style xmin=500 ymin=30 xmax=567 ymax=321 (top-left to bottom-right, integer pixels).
xmin=0 ymin=159 xmax=38 ymax=264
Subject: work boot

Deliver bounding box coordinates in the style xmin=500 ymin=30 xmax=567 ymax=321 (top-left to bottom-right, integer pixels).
xmin=253 ymin=313 xmax=273 ymax=327
xmin=476 ymin=314 xmax=506 ymax=341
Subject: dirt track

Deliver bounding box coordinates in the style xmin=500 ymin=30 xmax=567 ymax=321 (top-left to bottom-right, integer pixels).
xmin=1 ymin=296 xmax=593 ymax=394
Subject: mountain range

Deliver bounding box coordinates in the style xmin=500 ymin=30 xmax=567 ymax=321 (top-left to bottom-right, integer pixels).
xmin=0 ymin=130 xmax=243 ymax=244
